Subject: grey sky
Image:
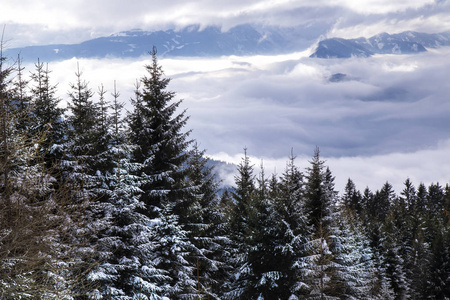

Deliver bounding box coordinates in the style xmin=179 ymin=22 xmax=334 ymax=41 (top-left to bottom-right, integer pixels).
xmin=2 ymin=0 xmax=449 ymax=47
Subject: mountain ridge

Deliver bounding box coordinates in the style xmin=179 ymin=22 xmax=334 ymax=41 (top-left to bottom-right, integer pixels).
xmin=310 ymin=31 xmax=450 ymax=58
xmin=4 ymin=24 xmax=319 ymax=62
xmin=5 ymin=25 xmax=450 ymax=61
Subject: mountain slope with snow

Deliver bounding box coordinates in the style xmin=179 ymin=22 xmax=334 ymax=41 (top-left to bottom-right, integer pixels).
xmin=6 ymin=26 xmax=450 ymax=62
xmin=310 ymin=31 xmax=450 ymax=58
xmin=5 ymin=24 xmax=319 ymax=61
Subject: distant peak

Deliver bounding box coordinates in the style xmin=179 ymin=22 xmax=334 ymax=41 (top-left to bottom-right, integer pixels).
xmin=311 ymin=30 xmax=450 ymax=59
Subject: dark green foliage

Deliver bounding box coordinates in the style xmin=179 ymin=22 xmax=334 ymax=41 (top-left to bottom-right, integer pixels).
xmin=342 ymin=178 xmax=363 ymax=215
xmin=29 ymin=59 xmax=65 ymax=167
xmin=304 ymin=147 xmax=334 ymax=232
xmin=128 ymin=48 xmax=201 ymax=298
xmin=128 ymin=47 xmax=191 ymax=215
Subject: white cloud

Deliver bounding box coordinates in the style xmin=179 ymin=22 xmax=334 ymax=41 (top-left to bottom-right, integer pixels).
xmin=18 ymin=45 xmax=450 ymax=194
xmin=2 ymin=0 xmax=450 ymax=47
xmin=329 ymin=0 xmax=435 ymax=14
xmin=210 ymin=138 xmax=450 ymax=194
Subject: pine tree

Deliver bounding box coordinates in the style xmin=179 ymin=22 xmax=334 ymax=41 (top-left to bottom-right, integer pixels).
xmin=382 ymin=202 xmax=410 ymax=300
xmin=273 ymin=153 xmax=310 ymax=298
xmin=29 ymin=59 xmax=66 ymax=172
xmin=427 ymin=182 xmax=445 ymax=218
xmin=61 ymin=63 xmax=110 ymax=298
xmin=244 ymin=162 xmax=280 ymax=299
xmin=128 ymin=47 xmax=191 ymax=216
xmin=11 ymin=54 xmax=31 ymax=134
xmin=151 ymin=203 xmax=197 ymax=299
xmin=422 ymin=182 xmax=450 ymax=299
xmin=301 ymin=148 xmax=347 ymax=299
xmin=331 ymin=208 xmax=379 ymax=299
xmin=185 ymin=142 xmax=231 ymax=299
xmin=225 ymin=149 xmax=256 ymax=299
xmin=86 ymin=82 xmax=168 ymax=299
xmin=426 ymin=225 xmax=450 ymax=299
xmin=0 ymin=38 xmax=15 ymax=209
xmin=63 ymin=62 xmax=98 ymax=196
xmin=303 ymin=147 xmax=334 ymax=233
xmin=370 ymin=182 xmax=394 ymax=223
xmin=128 ymin=48 xmax=197 ymax=298
xmin=342 ymin=178 xmax=363 ymax=216
xmin=0 ymin=46 xmax=88 ymax=298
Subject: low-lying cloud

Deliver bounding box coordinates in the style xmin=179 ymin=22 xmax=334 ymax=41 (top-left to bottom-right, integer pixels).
xmin=19 ymin=47 xmax=450 ymax=193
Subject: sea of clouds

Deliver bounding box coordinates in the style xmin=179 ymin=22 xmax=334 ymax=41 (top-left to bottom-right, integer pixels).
xmin=20 ymin=46 xmax=450 ymax=193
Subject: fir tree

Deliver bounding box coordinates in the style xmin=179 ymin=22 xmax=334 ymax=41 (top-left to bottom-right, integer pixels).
xmin=225 ymin=149 xmax=256 ymax=299
xmin=382 ymin=203 xmax=410 ymax=300
xmin=128 ymin=47 xmax=191 ymax=216
xmin=303 ymin=147 xmax=334 ymax=233
xmin=128 ymin=48 xmax=197 ymax=298
xmin=0 ymin=48 xmax=89 ymax=298
xmin=332 ymin=209 xmax=379 ymax=299
xmin=11 ymin=54 xmax=31 ymax=134
xmin=62 ymin=63 xmax=110 ymax=298
xmin=86 ymin=82 xmax=168 ymax=299
xmin=63 ymin=62 xmax=99 ymax=197
xmin=244 ymin=162 xmax=281 ymax=299
xmin=273 ymin=153 xmax=310 ymax=298
xmin=301 ymin=148 xmax=348 ymax=299
xmin=185 ymin=142 xmax=231 ymax=299
xmin=342 ymin=178 xmax=363 ymax=216
xmin=29 ymin=59 xmax=65 ymax=170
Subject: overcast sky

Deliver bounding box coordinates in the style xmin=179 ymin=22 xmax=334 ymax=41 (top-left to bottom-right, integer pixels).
xmin=3 ymin=0 xmax=450 ymax=193
xmin=2 ymin=0 xmax=450 ymax=47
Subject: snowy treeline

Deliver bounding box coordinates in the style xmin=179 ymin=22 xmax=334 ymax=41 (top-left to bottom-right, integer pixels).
xmin=0 ymin=46 xmax=449 ymax=299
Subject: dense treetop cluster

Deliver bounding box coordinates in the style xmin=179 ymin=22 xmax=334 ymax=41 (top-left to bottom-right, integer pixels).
xmin=1 ymin=45 xmax=449 ymax=299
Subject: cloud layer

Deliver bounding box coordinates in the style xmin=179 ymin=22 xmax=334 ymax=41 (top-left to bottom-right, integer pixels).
xmin=2 ymin=0 xmax=450 ymax=47
xmin=19 ymin=46 xmax=449 ymax=192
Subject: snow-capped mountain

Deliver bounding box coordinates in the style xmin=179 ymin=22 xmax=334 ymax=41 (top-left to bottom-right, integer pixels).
xmin=5 ymin=24 xmax=320 ymax=62
xmin=6 ymin=26 xmax=450 ymax=62
xmin=311 ymin=31 xmax=450 ymax=58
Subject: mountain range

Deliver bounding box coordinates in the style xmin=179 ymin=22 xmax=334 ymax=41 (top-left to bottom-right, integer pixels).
xmin=310 ymin=31 xmax=450 ymax=58
xmin=4 ymin=24 xmax=450 ymax=61
xmin=5 ymin=24 xmax=319 ymax=61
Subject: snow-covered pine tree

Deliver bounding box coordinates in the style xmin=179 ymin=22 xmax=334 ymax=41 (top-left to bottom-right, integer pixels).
xmin=28 ymin=59 xmax=66 ymax=178
xmin=86 ymin=81 xmax=169 ymax=299
xmin=268 ymin=153 xmax=310 ymax=298
xmin=150 ymin=202 xmax=198 ymax=299
xmin=0 ymin=40 xmax=15 ymax=209
xmin=61 ymin=63 xmax=111 ymax=297
xmin=128 ymin=48 xmax=198 ymax=298
xmin=184 ymin=142 xmax=232 ymax=299
xmin=63 ymin=62 xmax=98 ymax=197
xmin=301 ymin=148 xmax=341 ymax=299
xmin=0 ymin=46 xmax=86 ymax=298
xmin=223 ymin=149 xmax=256 ymax=299
xmin=243 ymin=162 xmax=281 ymax=299
xmin=332 ymin=207 xmax=380 ymax=299
xmin=381 ymin=218 xmax=409 ymax=299
xmin=128 ymin=47 xmax=192 ymax=216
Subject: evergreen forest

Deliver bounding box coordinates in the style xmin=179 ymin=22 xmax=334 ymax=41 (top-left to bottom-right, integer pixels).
xmin=1 ymin=45 xmax=449 ymax=299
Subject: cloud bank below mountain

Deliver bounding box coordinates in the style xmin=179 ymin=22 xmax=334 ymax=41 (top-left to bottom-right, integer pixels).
xmin=28 ymin=46 xmax=450 ymax=192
